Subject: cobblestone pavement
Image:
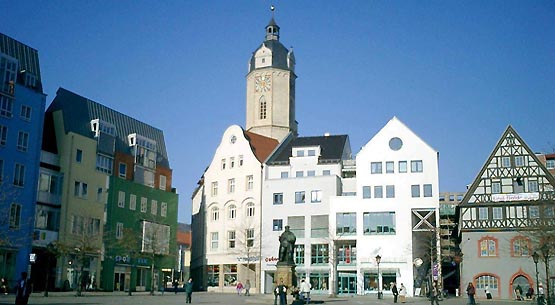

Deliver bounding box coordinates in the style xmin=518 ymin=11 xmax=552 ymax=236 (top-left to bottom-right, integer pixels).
xmin=0 ymin=292 xmax=530 ymax=305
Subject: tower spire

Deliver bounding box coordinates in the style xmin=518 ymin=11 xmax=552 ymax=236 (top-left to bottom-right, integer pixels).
xmin=266 ymin=5 xmax=280 ymax=41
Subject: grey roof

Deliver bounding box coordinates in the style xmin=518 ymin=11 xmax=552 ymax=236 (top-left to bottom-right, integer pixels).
xmin=249 ymin=40 xmax=291 ymax=73
xmin=0 ymin=33 xmax=43 ymax=92
xmin=267 ymin=135 xmax=351 ymax=165
xmin=45 ymin=88 xmax=170 ymax=168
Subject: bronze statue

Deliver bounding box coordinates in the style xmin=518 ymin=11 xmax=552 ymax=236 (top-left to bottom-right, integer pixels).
xmin=278 ymin=226 xmax=296 ymax=263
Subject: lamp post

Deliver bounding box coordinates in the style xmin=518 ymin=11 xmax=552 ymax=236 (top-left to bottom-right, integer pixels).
xmin=533 ymin=251 xmax=541 ymax=305
xmin=376 ymin=255 xmax=382 ymax=299
xmin=540 ymin=247 xmax=551 ymax=305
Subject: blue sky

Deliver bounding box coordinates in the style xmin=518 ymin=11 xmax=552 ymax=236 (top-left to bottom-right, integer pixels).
xmin=2 ymin=1 xmax=554 ymax=224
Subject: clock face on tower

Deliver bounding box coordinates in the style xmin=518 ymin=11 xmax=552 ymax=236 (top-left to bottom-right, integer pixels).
xmin=255 ymin=74 xmax=271 ymax=92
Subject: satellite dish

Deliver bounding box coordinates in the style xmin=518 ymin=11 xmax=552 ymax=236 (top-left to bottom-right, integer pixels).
xmin=414 ymin=257 xmax=423 ymax=267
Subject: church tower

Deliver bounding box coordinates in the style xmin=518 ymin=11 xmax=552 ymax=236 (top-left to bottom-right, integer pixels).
xmin=245 ymin=11 xmax=298 ymax=141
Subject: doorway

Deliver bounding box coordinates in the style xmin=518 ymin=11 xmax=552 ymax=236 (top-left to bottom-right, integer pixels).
xmin=338 ymin=272 xmax=357 ymax=294
xmin=114 ymin=272 xmax=125 ymax=291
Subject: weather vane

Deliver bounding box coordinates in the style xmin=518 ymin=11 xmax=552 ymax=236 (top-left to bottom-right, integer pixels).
xmin=270 ymin=4 xmax=275 ymax=17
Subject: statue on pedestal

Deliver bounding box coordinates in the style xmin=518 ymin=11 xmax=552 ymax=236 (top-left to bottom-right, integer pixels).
xmin=278 ymin=226 xmax=296 ymax=264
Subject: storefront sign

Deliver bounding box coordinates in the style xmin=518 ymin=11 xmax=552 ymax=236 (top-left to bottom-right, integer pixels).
xmin=492 ymin=192 xmax=539 ymax=202
xmin=237 ymin=256 xmax=260 ymax=262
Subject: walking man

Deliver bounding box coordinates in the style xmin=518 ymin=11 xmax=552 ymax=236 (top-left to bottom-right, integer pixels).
xmin=300 ymin=278 xmax=311 ymax=304
xmin=15 ymin=272 xmax=31 ymax=305
xmin=184 ymin=278 xmax=193 ymax=303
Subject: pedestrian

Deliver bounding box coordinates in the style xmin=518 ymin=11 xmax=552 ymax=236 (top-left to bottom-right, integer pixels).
xmin=515 ymin=284 xmax=523 ymax=301
xmin=184 ymin=278 xmax=193 ymax=303
xmin=277 ymin=279 xmax=287 ymax=305
xmin=1 ymin=277 xmax=7 ymax=295
xmin=430 ymin=282 xmax=439 ymax=305
xmin=466 ymin=282 xmax=476 ymax=305
xmin=236 ymin=281 xmax=243 ymax=296
xmin=173 ymin=279 xmax=178 ymax=294
xmin=392 ymin=282 xmax=399 ymax=303
xmin=399 ymin=283 xmax=407 ymax=303
xmin=244 ymin=280 xmax=251 ymax=296
xmin=300 ymin=278 xmax=311 ymax=304
xmin=15 ymin=272 xmax=31 ymax=305
xmin=485 ymin=284 xmax=492 ymax=299
xmin=273 ymin=281 xmax=279 ymax=305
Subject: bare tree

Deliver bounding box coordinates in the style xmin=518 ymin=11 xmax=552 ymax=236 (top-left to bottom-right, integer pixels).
xmin=139 ymin=219 xmax=173 ymax=295
xmin=104 ymin=227 xmax=142 ymax=295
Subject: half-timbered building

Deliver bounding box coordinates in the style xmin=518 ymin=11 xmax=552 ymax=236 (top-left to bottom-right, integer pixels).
xmin=458 ymin=126 xmax=555 ymax=300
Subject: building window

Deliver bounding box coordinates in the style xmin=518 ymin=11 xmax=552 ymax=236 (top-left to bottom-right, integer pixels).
xmin=297 ymin=150 xmax=305 ymax=157
xmin=0 ymin=160 xmax=4 ymax=182
xmin=411 ymin=160 xmax=423 ymax=173
xmin=311 ymin=190 xmax=322 ymax=203
xmin=281 ymin=171 xmax=288 ymax=179
xmin=228 ymin=178 xmax=235 ymax=193
xmin=9 ymin=203 xmax=21 ymax=229
xmin=0 ymin=96 xmax=14 ymax=118
xmin=529 ymin=206 xmax=540 ymax=218
xmin=411 ymin=185 xmax=420 ymax=197
xmin=16 ymin=131 xmax=29 ymax=152
xmin=311 ymin=215 xmax=328 ymax=238
xmin=386 ymin=185 xmax=395 ymax=198
xmin=528 ymin=181 xmax=539 ymax=192
xmin=211 ymin=232 xmax=219 ymax=250
xmin=259 ymin=96 xmax=267 ymax=119
xmin=273 ymin=219 xmax=283 ymax=231
xmin=492 ymin=207 xmax=503 ymax=219
xmin=545 ymin=206 xmax=555 ymax=218
xmin=130 ymin=194 xmax=137 ymax=210
xmin=374 ymin=186 xmax=383 ymax=198
xmin=20 ymin=105 xmax=31 ymax=120
xmin=96 ymin=187 xmax=103 ymax=202
xmin=501 ymin=156 xmax=511 ymax=168
xmin=423 ymin=184 xmax=432 ymax=197
xmin=118 ymin=162 xmax=127 ymax=179
xmin=386 ymin=161 xmax=394 ymax=173
xmin=295 ymin=245 xmax=305 ymax=265
xmin=76 ymin=149 xmax=83 ymax=163
xmin=363 ymin=212 xmax=396 ymax=235
xmin=140 ymin=197 xmax=147 ymax=213
xmin=246 ymin=228 xmax=255 ymax=247
xmin=228 ymin=231 xmax=236 ymax=249
xmin=211 ymin=182 xmax=218 ymax=196
xmin=221 ymin=159 xmax=226 ymax=170
xmin=371 ymin=162 xmax=382 ymax=174
xmin=515 ymin=156 xmax=525 ymax=167
xmin=337 ymin=244 xmax=357 ymax=265
xmin=207 ymin=265 xmax=219 ymax=287
xmin=362 ymin=186 xmax=371 ymax=199
xmin=478 ymin=207 xmax=488 ymax=220
xmin=74 ymin=181 xmax=87 ymax=198
xmin=296 ymin=171 xmax=303 ymax=178
xmin=475 ymin=274 xmax=499 ymax=290
xmin=273 ymin=193 xmax=283 ymax=205
xmin=96 ymin=154 xmax=113 ymax=174
xmin=0 ymin=124 xmax=7 ymax=146
xmin=118 ymin=191 xmax=125 ymax=208
xmin=547 ymin=159 xmax=555 ymax=169
xmin=398 ymin=161 xmax=407 ymax=173
xmin=307 ymin=170 xmax=316 ymax=177
xmin=161 ymin=202 xmax=167 ymax=217
xmin=228 ymin=205 xmax=236 ymax=219
xmin=239 ymin=155 xmax=244 ymax=166
xmin=211 ymin=207 xmax=219 ymax=221
xmin=323 ymin=170 xmax=331 ymax=176
xmin=246 ymin=203 xmax=255 ymax=217
xmin=308 ymin=149 xmax=316 ymax=156
xmin=492 ymin=182 xmax=501 ymax=194
xmin=159 ymin=175 xmax=167 ymax=190
xmin=116 ymin=223 xmax=124 ymax=239
xmin=246 ymin=175 xmax=254 ymax=190
xmin=223 ymin=264 xmax=237 ymax=286
xmin=479 ymin=237 xmax=497 ymax=257
xmin=336 ymin=213 xmax=356 ymax=235
xmin=151 ymin=200 xmax=158 ymax=215
xmin=311 ymin=244 xmax=329 ymax=264
xmin=295 ymin=191 xmax=305 ymax=203
xmin=13 ymin=163 xmax=25 ymax=186
xmin=230 ymin=157 xmax=235 ymax=168
xmin=511 ymin=236 xmax=530 ymax=257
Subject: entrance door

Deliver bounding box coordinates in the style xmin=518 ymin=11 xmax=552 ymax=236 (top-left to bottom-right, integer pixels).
xmin=114 ymin=273 xmax=125 ymax=291
xmin=338 ymin=272 xmax=357 ymax=294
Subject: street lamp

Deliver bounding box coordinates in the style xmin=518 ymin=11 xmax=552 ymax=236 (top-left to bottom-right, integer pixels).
xmin=540 ymin=246 xmax=551 ymax=305
xmin=533 ymin=251 xmax=541 ymax=305
xmin=376 ymin=255 xmax=382 ymax=299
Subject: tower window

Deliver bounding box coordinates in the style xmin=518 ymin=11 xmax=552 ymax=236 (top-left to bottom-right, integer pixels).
xmin=259 ymin=96 xmax=267 ymax=119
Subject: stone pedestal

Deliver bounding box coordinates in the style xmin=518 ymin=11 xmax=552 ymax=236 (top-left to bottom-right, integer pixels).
xmin=275 ymin=263 xmax=296 ymax=288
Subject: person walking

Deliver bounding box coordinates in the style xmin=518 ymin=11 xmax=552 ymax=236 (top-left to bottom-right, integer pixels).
xmin=399 ymin=283 xmax=407 ymax=303
xmin=244 ymin=280 xmax=251 ymax=296
xmin=430 ymin=282 xmax=440 ymax=305
xmin=273 ymin=281 xmax=279 ymax=305
xmin=277 ymin=280 xmax=287 ymax=305
xmin=173 ymin=279 xmax=178 ymax=294
xmin=466 ymin=282 xmax=476 ymax=305
xmin=184 ymin=278 xmax=193 ymax=303
xmin=392 ymin=282 xmax=399 ymax=303
xmin=15 ymin=272 xmax=31 ymax=305
xmin=300 ymin=278 xmax=311 ymax=304
xmin=236 ymin=281 xmax=244 ymax=296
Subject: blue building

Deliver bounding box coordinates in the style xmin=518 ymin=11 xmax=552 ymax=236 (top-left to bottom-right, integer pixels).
xmin=0 ymin=33 xmax=46 ymax=286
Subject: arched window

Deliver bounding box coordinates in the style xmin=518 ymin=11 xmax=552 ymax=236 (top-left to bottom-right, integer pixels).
xmin=259 ymin=96 xmax=267 ymax=119
xmin=511 ymin=236 xmax=530 ymax=257
xmin=211 ymin=207 xmax=219 ymax=221
xmin=478 ymin=236 xmax=498 ymax=257
xmin=228 ymin=205 xmax=236 ymax=219
xmin=476 ymin=274 xmax=499 ymax=290
xmin=246 ymin=203 xmax=255 ymax=217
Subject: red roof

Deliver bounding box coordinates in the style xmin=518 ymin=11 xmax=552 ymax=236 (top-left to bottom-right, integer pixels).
xmin=177 ymin=231 xmax=191 ymax=246
xmin=244 ymin=131 xmax=280 ymax=162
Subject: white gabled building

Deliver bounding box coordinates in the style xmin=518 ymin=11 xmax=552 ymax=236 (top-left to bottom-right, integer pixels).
xmin=260 ymin=134 xmax=352 ymax=294
xmin=330 ymin=117 xmax=440 ymax=297
xmin=191 ymin=125 xmax=278 ymax=293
